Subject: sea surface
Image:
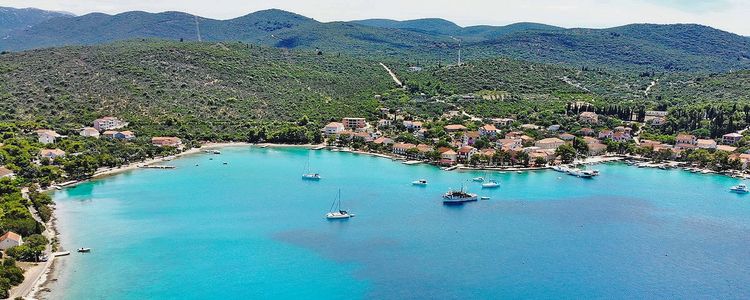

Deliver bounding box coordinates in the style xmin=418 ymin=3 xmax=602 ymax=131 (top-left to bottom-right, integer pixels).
xmin=49 ymin=146 xmax=750 ymax=299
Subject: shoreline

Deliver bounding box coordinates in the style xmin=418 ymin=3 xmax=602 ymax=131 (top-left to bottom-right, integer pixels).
xmin=27 ymin=142 xmax=322 ymax=299
xmin=25 ymin=146 xmax=742 ymax=299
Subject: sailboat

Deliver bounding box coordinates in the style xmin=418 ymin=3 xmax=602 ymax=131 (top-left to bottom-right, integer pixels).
xmin=326 ymin=190 xmax=354 ymax=219
xmin=302 ymin=153 xmax=321 ymax=180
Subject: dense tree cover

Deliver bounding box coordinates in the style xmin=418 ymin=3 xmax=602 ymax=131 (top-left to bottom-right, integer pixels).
xmin=0 ymin=257 xmax=23 ymax=299
xmin=3 ymin=8 xmax=749 ymax=72
xmin=0 ymin=41 xmax=394 ymax=142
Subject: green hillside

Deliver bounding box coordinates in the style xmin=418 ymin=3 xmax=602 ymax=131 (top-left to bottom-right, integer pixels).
xmin=0 ymin=41 xmax=394 ymax=141
xmin=2 ymin=9 xmax=749 ymax=72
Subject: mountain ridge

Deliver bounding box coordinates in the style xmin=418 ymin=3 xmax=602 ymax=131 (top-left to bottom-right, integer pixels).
xmin=1 ymin=8 xmax=749 ymax=72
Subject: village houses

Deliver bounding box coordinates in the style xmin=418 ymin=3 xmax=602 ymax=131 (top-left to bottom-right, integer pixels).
xmin=0 ymin=232 xmax=22 ymax=250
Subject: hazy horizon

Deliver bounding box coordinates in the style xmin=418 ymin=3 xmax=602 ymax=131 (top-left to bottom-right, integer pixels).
xmin=2 ymin=0 xmax=749 ymax=36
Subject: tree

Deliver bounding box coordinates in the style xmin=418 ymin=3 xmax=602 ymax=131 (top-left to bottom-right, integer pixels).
xmin=555 ymin=144 xmax=577 ymax=163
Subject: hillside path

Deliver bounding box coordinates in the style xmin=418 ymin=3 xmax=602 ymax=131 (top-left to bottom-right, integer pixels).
xmin=380 ymin=63 xmax=403 ymax=87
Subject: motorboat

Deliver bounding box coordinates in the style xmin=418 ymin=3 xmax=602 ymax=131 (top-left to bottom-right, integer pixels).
xmin=412 ymin=179 xmax=428 ymax=186
xmin=480 ymin=196 xmax=490 ymax=200
xmin=326 ymin=190 xmax=354 ymax=219
xmin=77 ymin=248 xmax=91 ymax=253
xmin=481 ymin=180 xmax=500 ymax=188
xmin=472 ymin=177 xmax=484 ymax=182
xmin=302 ymin=173 xmax=322 ymax=180
xmin=730 ymin=184 xmax=749 ymax=193
xmin=442 ymin=187 xmax=478 ymax=204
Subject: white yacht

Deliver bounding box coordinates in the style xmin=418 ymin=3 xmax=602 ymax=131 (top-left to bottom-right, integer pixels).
xmin=730 ymin=183 xmax=749 ymax=193
xmin=481 ymin=179 xmax=500 ymax=188
xmin=412 ymin=179 xmax=428 ymax=186
xmin=326 ymin=190 xmax=354 ymax=219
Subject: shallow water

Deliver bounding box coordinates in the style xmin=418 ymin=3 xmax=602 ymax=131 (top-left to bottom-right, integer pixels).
xmin=50 ymin=147 xmax=750 ymax=299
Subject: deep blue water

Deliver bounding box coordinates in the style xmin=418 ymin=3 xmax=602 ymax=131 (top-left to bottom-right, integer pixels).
xmin=50 ymin=146 xmax=750 ymax=299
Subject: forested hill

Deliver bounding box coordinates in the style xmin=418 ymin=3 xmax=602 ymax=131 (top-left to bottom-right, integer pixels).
xmin=0 ymin=41 xmax=393 ymax=140
xmin=1 ymin=8 xmax=749 ymax=72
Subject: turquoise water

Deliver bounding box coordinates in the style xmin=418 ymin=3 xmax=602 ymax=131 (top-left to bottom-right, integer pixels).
xmin=50 ymin=147 xmax=750 ymax=299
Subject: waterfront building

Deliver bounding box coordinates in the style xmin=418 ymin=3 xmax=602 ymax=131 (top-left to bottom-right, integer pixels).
xmin=323 ymin=122 xmax=345 ymax=135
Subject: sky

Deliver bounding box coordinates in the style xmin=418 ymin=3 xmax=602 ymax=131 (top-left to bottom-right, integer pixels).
xmin=4 ymin=0 xmax=750 ymax=35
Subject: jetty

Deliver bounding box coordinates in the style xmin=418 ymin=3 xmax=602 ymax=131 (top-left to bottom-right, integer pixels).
xmin=139 ymin=165 xmax=176 ymax=169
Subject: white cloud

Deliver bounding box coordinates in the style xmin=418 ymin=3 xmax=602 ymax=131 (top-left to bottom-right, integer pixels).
xmin=4 ymin=0 xmax=749 ymax=35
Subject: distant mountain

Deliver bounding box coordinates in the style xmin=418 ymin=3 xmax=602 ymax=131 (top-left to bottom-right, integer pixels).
xmin=2 ymin=8 xmax=749 ymax=72
xmin=0 ymin=6 xmax=73 ymax=36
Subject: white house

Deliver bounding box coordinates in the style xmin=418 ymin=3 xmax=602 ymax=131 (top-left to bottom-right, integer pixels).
xmin=0 ymin=232 xmax=22 ymax=250
xmin=36 ymin=129 xmax=61 ymax=144
xmin=323 ymin=122 xmax=345 ymax=135
xmin=80 ymin=127 xmax=100 ymax=138
xmin=93 ymin=116 xmax=127 ymax=131
xmin=723 ymin=133 xmax=743 ymax=145
xmin=479 ymin=124 xmax=498 ymax=137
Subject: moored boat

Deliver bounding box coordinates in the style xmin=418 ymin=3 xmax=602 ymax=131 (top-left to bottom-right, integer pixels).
xmin=481 ymin=179 xmax=500 ymax=188
xmin=472 ymin=176 xmax=484 ymax=182
xmin=326 ymin=190 xmax=354 ymax=219
xmin=730 ymin=183 xmax=749 ymax=193
xmin=442 ymin=187 xmax=478 ymax=204
xmin=78 ymin=248 xmax=91 ymax=253
xmin=412 ymin=179 xmax=428 ymax=186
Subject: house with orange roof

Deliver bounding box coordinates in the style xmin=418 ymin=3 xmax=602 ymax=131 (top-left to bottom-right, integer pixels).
xmin=479 ymin=124 xmax=498 ymax=137
xmin=40 ymin=149 xmax=66 ymax=160
xmin=0 ymin=231 xmax=22 ymax=250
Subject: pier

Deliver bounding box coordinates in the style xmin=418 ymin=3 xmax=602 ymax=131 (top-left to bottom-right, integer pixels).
xmin=139 ymin=165 xmax=176 ymax=169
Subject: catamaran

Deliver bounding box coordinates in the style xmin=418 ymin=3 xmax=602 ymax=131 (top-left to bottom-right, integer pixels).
xmin=302 ymin=153 xmax=321 ymax=180
xmin=326 ymin=190 xmax=354 ymax=219
xmin=442 ymin=186 xmax=478 ymax=204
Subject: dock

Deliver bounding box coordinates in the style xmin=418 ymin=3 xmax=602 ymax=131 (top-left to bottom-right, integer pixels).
xmin=403 ymin=160 xmax=422 ymax=165
xmin=139 ymin=165 xmax=176 ymax=169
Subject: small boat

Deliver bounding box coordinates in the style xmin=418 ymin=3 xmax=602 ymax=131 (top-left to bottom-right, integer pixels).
xmin=223 ymin=162 xmax=228 ymax=165
xmin=203 ymin=149 xmax=221 ymax=154
xmin=481 ymin=179 xmax=500 ymax=189
xmin=326 ymin=190 xmax=354 ymax=219
xmin=412 ymin=179 xmax=428 ymax=186
xmin=730 ymin=184 xmax=749 ymax=193
xmin=472 ymin=177 xmax=484 ymax=182
xmin=480 ymin=196 xmax=490 ymax=200
xmin=77 ymin=248 xmax=91 ymax=253
xmin=302 ymin=173 xmax=322 ymax=180
xmin=442 ymin=186 xmax=478 ymax=204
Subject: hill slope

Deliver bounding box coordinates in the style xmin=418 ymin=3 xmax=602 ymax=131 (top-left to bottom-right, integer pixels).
xmin=1 ymin=9 xmax=749 ymax=71
xmin=0 ymin=6 xmax=72 ymax=36
xmin=0 ymin=41 xmax=394 ymax=139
